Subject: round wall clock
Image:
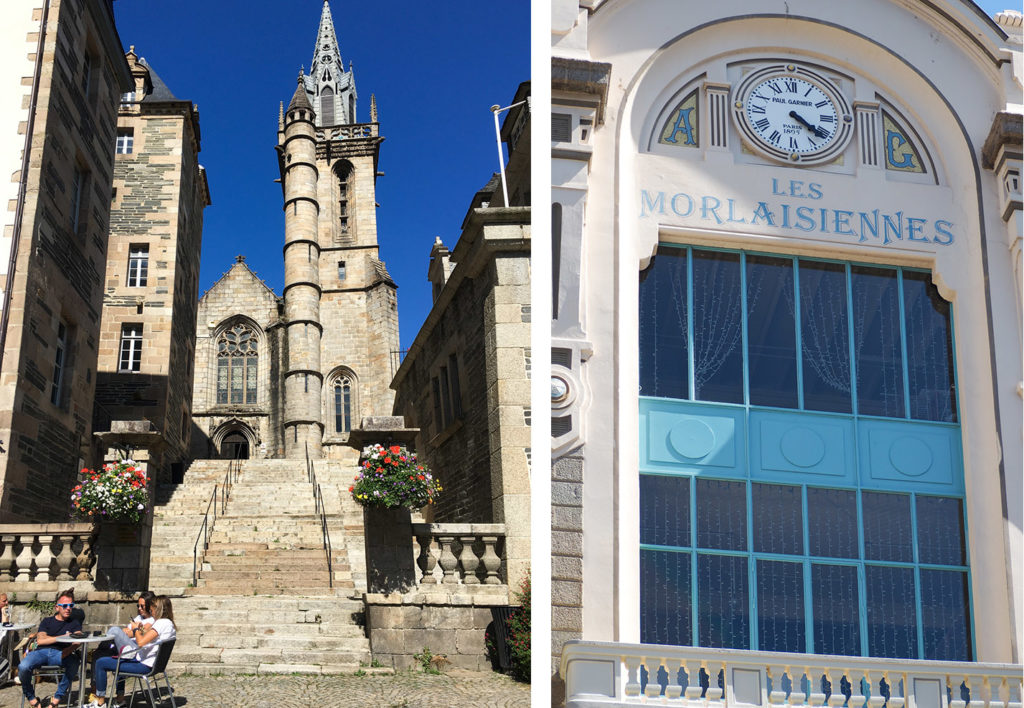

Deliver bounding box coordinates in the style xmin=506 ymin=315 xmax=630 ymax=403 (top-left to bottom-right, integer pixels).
xmin=732 ymin=63 xmax=854 ymax=165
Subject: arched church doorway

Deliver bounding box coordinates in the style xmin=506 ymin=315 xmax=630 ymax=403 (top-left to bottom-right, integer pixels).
xmin=222 ymin=432 xmax=249 ymax=459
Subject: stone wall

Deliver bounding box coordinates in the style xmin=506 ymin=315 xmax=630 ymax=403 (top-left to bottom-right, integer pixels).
xmin=0 ymin=0 xmax=132 ymax=522
xmin=551 ymin=453 xmax=583 ymax=673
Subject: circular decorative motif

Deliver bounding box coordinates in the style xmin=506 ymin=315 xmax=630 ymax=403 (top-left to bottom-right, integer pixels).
xmin=551 ymin=376 xmax=569 ymax=402
xmin=732 ymin=63 xmax=854 ymax=165
xmin=779 ymin=427 xmax=826 ymax=468
xmin=889 ymin=437 xmax=933 ymax=477
xmin=669 ymin=419 xmax=716 ymax=460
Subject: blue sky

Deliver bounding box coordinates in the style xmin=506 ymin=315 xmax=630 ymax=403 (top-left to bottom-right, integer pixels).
xmin=112 ymin=0 xmax=530 ymax=350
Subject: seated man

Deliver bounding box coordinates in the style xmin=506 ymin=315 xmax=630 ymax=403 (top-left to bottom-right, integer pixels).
xmin=18 ymin=588 xmax=82 ymax=708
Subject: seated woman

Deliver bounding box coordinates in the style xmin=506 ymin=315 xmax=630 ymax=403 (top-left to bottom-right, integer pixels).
xmin=87 ymin=595 xmax=175 ymax=708
xmin=87 ymin=592 xmax=155 ymax=703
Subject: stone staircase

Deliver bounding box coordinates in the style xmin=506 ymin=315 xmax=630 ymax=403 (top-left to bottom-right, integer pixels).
xmin=147 ymin=458 xmax=373 ymax=674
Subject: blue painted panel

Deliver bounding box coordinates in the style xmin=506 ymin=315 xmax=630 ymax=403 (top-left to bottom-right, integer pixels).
xmin=749 ymin=410 xmax=856 ymax=486
xmin=641 ymin=398 xmax=745 ymax=476
xmin=857 ymin=419 xmax=963 ymax=495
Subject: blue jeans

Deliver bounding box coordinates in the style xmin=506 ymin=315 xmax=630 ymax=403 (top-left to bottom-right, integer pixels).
xmin=18 ymin=646 xmax=80 ymax=701
xmin=94 ymin=655 xmax=150 ymax=697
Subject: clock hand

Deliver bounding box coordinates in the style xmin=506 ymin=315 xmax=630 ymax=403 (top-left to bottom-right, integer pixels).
xmin=789 ymin=111 xmax=831 ymax=140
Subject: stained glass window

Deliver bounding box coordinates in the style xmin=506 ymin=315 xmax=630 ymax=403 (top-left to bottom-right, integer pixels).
xmin=216 ymin=323 xmax=258 ymax=405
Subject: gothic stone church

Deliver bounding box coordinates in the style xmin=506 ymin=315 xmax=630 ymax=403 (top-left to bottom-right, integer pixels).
xmin=189 ymin=2 xmax=398 ymax=462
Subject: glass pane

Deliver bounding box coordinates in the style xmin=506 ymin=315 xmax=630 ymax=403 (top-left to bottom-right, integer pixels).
xmin=862 ymin=491 xmax=913 ymax=562
xmin=865 ymin=565 xmax=918 ymax=659
xmin=807 ymin=488 xmax=858 ymax=558
xmin=639 ymin=247 xmax=689 ymax=399
xmin=747 ymin=255 xmax=798 ymax=408
xmin=812 ymin=563 xmax=861 ymax=656
xmin=335 ymin=385 xmax=343 ymax=432
xmin=640 ymin=475 xmax=691 ymax=547
xmin=698 ymin=553 xmax=749 ymax=648
xmin=692 ymin=250 xmax=743 ymax=404
xmin=852 ymin=266 xmax=905 ymax=418
xmin=230 ymin=362 xmax=243 ymax=404
xmin=916 ymin=496 xmax=966 ymax=566
xmin=903 ymin=271 xmax=956 ymax=422
xmin=799 ymin=260 xmax=851 ymax=413
xmin=641 ymin=549 xmax=692 ymax=646
xmin=217 ymin=358 xmax=228 ymax=404
xmin=757 ymin=560 xmax=805 ymax=652
xmin=245 ymin=359 xmax=257 ymax=402
xmin=752 ymin=483 xmax=802 ymax=555
xmin=343 ymin=384 xmax=352 ymax=431
xmin=696 ymin=479 xmax=746 ymax=551
xmin=920 ymin=569 xmax=971 ymax=661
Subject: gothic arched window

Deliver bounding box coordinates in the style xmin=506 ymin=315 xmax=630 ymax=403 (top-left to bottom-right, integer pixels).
xmin=334 ymin=376 xmax=353 ymax=433
xmin=333 ymin=162 xmax=352 ymax=242
xmin=216 ymin=323 xmax=258 ymax=404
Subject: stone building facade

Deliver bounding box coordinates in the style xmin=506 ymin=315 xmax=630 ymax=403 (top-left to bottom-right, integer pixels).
xmin=92 ymin=48 xmax=209 ymax=486
xmin=553 ymin=0 xmax=1024 ymax=703
xmin=190 ymin=1 xmax=398 ymax=462
xmin=0 ymin=0 xmax=132 ymax=522
xmin=391 ymin=83 xmax=531 ymax=589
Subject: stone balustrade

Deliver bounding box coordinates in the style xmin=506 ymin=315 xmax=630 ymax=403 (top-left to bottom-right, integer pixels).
xmin=411 ymin=523 xmax=505 ymax=586
xmin=561 ymin=641 xmax=1024 ymax=708
xmin=0 ymin=524 xmax=97 ymax=583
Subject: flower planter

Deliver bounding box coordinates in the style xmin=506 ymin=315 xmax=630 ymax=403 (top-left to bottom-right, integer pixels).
xmin=363 ymin=506 xmax=416 ymax=594
xmin=93 ymin=520 xmax=152 ymax=592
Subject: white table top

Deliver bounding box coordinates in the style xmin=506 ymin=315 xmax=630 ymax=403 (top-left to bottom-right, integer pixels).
xmin=55 ymin=633 xmax=108 ymax=644
xmin=0 ymin=623 xmax=35 ymax=632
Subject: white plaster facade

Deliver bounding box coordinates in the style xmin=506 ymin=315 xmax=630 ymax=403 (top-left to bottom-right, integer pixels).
xmin=552 ymin=0 xmax=1024 ymax=695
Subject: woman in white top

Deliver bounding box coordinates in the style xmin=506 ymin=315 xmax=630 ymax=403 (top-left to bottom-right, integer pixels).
xmin=88 ymin=592 xmax=155 ymax=702
xmin=89 ymin=595 xmax=176 ymax=708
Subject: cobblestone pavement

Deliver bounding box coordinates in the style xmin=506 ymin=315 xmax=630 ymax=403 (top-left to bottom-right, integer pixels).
xmin=0 ymin=669 xmax=531 ymax=707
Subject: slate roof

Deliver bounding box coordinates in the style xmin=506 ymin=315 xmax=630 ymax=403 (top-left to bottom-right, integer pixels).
xmin=288 ymin=75 xmax=314 ymax=112
xmin=139 ymin=59 xmax=179 ymax=102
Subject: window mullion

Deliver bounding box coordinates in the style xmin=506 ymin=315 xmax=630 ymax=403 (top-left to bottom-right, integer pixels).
xmin=802 ymin=486 xmax=814 ymax=654
xmin=686 ymin=247 xmax=695 ymax=401
xmin=845 ymin=263 xmax=858 ymax=416
xmin=793 ymin=257 xmax=804 ymax=409
xmin=896 ymin=268 xmax=912 ymax=419
xmin=909 ymin=493 xmax=925 ymax=659
xmin=740 ymin=252 xmax=750 ymax=406
xmin=746 ymin=480 xmax=756 ymax=650
xmin=856 ymin=490 xmax=869 ymax=656
xmin=690 ymin=475 xmax=699 ymax=646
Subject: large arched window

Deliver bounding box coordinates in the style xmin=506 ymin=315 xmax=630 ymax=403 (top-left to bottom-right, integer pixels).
xmin=216 ymin=323 xmax=258 ymax=404
xmin=320 ymin=86 xmax=335 ymax=126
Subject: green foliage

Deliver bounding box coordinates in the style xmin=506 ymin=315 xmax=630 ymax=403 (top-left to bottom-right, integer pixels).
xmin=27 ymin=598 xmax=55 ymax=616
xmin=354 ymin=669 xmax=366 ymax=677
xmin=71 ymin=461 xmax=150 ymax=523
xmin=412 ymin=647 xmax=442 ymax=674
xmin=350 ymin=444 xmax=442 ymax=509
xmin=508 ymin=571 xmax=531 ymax=683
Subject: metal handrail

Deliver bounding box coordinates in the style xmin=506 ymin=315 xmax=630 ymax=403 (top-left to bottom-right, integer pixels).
xmin=305 ymin=443 xmax=333 ymax=588
xmin=192 ymin=484 xmax=218 ymax=588
xmin=192 ymin=457 xmax=241 ymax=587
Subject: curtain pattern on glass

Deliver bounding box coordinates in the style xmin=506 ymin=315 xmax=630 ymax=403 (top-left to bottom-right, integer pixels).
xmin=692 ymin=251 xmax=744 ymax=403
xmin=756 ymin=559 xmax=805 ymax=653
xmin=638 ymin=246 xmax=956 ymax=423
xmin=697 ymin=553 xmax=748 ymax=649
xmin=640 ymin=549 xmax=692 ymax=646
xmin=216 ymin=323 xmax=258 ymax=405
xmin=640 ymin=248 xmax=689 ymax=399
xmin=640 ymin=477 xmax=970 ymax=659
xmin=852 ymin=266 xmax=904 ymax=417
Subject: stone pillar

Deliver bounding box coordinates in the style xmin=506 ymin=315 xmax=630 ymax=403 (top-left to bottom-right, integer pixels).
xmin=282 ymin=79 xmax=324 ymax=458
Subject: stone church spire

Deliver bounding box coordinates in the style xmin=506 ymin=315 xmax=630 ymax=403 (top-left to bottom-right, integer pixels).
xmin=305 ymin=0 xmax=358 ymax=126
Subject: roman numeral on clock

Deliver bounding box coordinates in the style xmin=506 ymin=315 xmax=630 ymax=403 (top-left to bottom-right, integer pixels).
xmin=783 ymin=79 xmax=797 ymax=93
xmin=819 ymin=114 xmax=835 ymax=123
xmin=754 ymin=118 xmax=771 ymax=131
xmin=768 ymin=130 xmax=781 ymax=144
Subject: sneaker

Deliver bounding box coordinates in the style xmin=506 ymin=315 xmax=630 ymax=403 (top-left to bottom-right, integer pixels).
xmin=13 ymin=674 xmax=20 ymax=684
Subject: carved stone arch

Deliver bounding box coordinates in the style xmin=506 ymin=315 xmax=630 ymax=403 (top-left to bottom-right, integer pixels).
xmin=211 ymin=419 xmax=258 ymax=460
xmin=210 ymin=316 xmax=264 ymax=408
xmin=323 ymin=366 xmax=358 ymax=439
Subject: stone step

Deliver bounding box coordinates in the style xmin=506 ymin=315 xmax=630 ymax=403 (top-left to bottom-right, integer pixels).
xmin=198 ymin=570 xmax=332 ymax=582
xmin=203 ymin=546 xmax=327 ymax=557
xmin=183 ymin=584 xmax=351 ymax=596
xmin=189 ymin=633 xmax=368 ymax=650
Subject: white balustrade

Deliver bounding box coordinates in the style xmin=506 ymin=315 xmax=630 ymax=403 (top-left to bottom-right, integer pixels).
xmin=561 ymin=641 xmax=1024 ymax=708
xmin=0 ymin=525 xmax=96 ymax=584
xmin=412 ymin=523 xmax=505 ymax=586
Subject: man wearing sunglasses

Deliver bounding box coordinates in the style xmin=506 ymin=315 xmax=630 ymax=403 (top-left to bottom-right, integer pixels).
xmin=18 ymin=589 xmax=82 ymax=708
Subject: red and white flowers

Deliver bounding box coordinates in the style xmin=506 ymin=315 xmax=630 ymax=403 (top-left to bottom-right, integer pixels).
xmin=350 ymin=444 xmax=442 ymax=509
xmin=71 ymin=461 xmax=150 ymax=523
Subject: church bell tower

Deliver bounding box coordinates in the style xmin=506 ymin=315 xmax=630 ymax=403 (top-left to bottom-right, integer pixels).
xmin=277 ymin=1 xmax=398 ymax=459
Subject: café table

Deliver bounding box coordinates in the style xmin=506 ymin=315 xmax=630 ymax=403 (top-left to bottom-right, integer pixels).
xmin=56 ymin=633 xmax=108 ymax=707
xmin=0 ymin=622 xmax=35 ymax=684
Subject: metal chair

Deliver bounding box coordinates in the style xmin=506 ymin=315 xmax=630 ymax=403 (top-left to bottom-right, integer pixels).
xmin=18 ymin=664 xmax=73 ymax=707
xmin=111 ymin=639 xmax=177 ymax=708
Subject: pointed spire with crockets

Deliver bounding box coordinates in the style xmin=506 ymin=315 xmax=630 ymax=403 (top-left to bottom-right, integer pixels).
xmin=306 ymin=0 xmax=357 ymax=127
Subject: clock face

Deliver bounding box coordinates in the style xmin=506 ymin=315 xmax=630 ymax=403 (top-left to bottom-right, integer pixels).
xmin=733 ymin=64 xmax=853 ymax=165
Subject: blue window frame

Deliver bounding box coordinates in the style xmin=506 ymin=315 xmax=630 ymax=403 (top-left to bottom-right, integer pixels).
xmin=639 ymin=244 xmax=969 ymax=661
